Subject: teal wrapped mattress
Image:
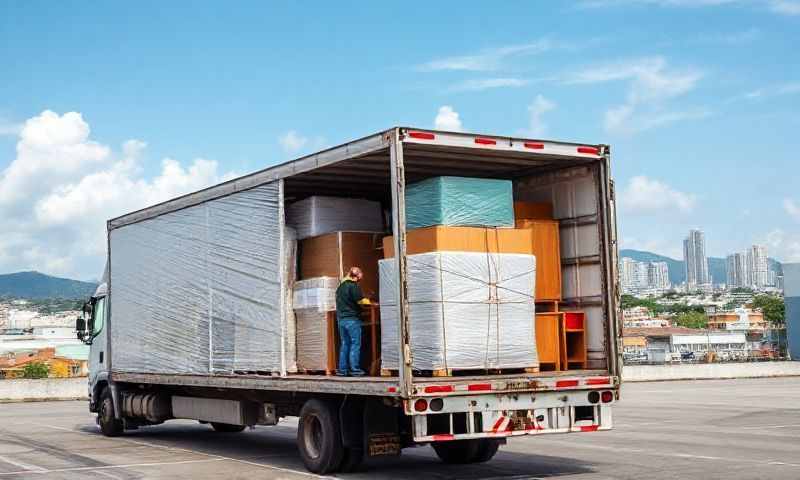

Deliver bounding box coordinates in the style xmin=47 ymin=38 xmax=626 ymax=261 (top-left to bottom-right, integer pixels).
xmin=405 ymin=176 xmax=514 ymax=229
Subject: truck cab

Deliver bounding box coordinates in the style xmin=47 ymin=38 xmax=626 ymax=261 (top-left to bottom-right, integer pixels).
xmin=76 ymin=282 xmax=110 ymax=415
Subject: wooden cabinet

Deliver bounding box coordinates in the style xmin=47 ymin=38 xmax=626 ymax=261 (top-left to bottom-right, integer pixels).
xmin=535 ymin=312 xmax=565 ymax=371
xmin=517 ymin=219 xmax=562 ymax=301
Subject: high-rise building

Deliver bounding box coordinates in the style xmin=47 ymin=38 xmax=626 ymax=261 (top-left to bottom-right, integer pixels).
xmin=619 ymin=257 xmax=670 ymax=293
xmin=684 ymin=229 xmax=709 ymax=289
xmin=726 ymin=252 xmax=749 ymax=288
xmin=648 ymin=262 xmax=670 ymax=290
xmin=747 ymin=245 xmax=768 ymax=289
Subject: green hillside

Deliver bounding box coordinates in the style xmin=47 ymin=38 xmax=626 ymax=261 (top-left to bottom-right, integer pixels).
xmin=0 ymin=271 xmax=97 ymax=299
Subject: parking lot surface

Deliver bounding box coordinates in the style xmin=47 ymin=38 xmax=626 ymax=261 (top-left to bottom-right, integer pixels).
xmin=1 ymin=377 xmax=799 ymax=479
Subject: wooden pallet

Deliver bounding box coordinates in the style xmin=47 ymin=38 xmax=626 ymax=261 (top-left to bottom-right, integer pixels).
xmin=381 ymin=366 xmax=539 ymax=377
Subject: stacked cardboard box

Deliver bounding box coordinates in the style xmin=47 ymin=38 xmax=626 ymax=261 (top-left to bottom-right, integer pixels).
xmin=299 ymin=232 xmax=383 ymax=298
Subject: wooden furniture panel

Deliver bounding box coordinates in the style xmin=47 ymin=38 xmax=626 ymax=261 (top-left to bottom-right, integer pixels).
xmin=535 ymin=312 xmax=565 ymax=371
xmin=517 ymin=219 xmax=562 ymax=301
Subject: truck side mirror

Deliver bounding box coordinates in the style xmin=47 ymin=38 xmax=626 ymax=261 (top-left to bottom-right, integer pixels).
xmin=76 ymin=316 xmax=91 ymax=344
xmin=76 ymin=317 xmax=86 ymax=334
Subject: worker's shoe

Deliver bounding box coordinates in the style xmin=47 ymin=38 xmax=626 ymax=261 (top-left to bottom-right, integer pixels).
xmin=335 ymin=370 xmax=349 ymax=376
xmin=350 ymin=369 xmax=366 ymax=377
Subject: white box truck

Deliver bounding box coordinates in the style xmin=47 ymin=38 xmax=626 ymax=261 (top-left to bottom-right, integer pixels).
xmin=76 ymin=127 xmax=621 ymax=474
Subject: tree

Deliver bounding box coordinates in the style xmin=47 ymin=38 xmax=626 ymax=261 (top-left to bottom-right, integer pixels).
xmin=752 ymin=295 xmax=785 ymax=326
xmin=22 ymin=362 xmax=49 ymax=379
xmin=674 ymin=311 xmax=708 ymax=329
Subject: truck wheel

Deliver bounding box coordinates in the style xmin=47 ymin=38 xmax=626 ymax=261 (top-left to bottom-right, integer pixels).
xmin=432 ymin=439 xmax=481 ymax=464
xmin=472 ymin=439 xmax=501 ymax=463
xmin=210 ymin=423 xmax=246 ymax=433
xmin=297 ymin=399 xmax=344 ymax=474
xmin=98 ymin=387 xmax=124 ymax=437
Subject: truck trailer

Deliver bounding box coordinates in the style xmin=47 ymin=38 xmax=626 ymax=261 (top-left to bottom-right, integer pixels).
xmin=76 ymin=127 xmax=621 ymax=474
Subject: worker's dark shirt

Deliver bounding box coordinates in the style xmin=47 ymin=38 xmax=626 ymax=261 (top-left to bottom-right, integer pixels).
xmin=335 ymin=279 xmax=364 ymax=319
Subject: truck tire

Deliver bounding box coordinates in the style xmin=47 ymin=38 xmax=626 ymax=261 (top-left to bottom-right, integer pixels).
xmin=297 ymin=399 xmax=344 ymax=474
xmin=432 ymin=439 xmax=500 ymax=464
xmin=472 ymin=439 xmax=501 ymax=463
xmin=98 ymin=387 xmax=124 ymax=437
xmin=210 ymin=423 xmax=246 ymax=433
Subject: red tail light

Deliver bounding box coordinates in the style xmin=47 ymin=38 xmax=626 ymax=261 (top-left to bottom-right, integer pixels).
xmin=414 ymin=399 xmax=428 ymax=412
xmin=601 ymin=391 xmax=614 ymax=403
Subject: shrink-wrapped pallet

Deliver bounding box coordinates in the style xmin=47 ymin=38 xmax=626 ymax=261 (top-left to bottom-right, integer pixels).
xmin=405 ymin=176 xmax=514 ymax=229
xmin=293 ymin=277 xmax=338 ymax=372
xmin=380 ymin=252 xmax=538 ymax=371
xmin=286 ymin=196 xmax=384 ymax=239
xmin=110 ymin=183 xmax=283 ymax=375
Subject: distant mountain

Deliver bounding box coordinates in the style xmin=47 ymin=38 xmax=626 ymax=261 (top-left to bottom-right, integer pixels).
xmin=619 ymin=250 xmax=783 ymax=286
xmin=0 ymin=271 xmax=97 ymax=299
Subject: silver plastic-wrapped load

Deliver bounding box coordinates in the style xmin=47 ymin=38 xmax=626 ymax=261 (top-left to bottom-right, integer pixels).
xmin=380 ymin=252 xmax=538 ymax=371
xmin=110 ymin=182 xmax=282 ymax=375
xmin=293 ymin=277 xmax=339 ymax=372
xmin=292 ymin=277 xmax=338 ymax=311
xmin=283 ymin=227 xmax=298 ymax=373
xmin=295 ymin=308 xmax=330 ymax=372
xmin=286 ymin=195 xmax=384 ymax=239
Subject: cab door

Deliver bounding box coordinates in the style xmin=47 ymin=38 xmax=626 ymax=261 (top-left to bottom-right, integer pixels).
xmin=88 ymin=296 xmax=108 ymax=387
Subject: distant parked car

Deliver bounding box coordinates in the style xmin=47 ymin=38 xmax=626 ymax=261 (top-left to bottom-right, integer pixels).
xmin=680 ymin=351 xmax=695 ymax=361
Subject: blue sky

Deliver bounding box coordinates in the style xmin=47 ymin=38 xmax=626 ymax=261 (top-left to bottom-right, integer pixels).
xmin=1 ymin=1 xmax=799 ymax=279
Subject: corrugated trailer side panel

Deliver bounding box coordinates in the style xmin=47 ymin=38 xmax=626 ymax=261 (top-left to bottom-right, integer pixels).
xmin=109 ymin=182 xmax=283 ymax=375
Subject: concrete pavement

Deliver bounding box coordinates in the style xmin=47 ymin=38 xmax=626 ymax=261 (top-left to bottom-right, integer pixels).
xmin=1 ymin=377 xmax=799 ymax=479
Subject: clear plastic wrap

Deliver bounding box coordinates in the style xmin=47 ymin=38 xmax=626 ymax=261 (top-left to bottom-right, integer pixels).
xmin=405 ymin=176 xmax=514 ymax=229
xmin=283 ymin=227 xmax=298 ymax=373
xmin=292 ymin=277 xmax=339 ymax=312
xmin=286 ymin=195 xmax=384 ymax=239
xmin=294 ymin=308 xmax=330 ymax=371
xmin=110 ymin=182 xmax=282 ymax=375
xmin=380 ymin=252 xmax=538 ymax=371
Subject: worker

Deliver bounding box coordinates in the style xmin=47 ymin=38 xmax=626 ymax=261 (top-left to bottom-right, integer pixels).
xmin=335 ymin=266 xmax=371 ymax=376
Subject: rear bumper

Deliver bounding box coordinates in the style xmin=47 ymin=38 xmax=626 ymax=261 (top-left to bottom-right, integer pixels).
xmin=409 ymin=388 xmax=614 ymax=442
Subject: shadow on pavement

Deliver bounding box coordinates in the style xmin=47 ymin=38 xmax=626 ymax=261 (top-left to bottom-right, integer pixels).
xmin=82 ymin=421 xmax=596 ymax=478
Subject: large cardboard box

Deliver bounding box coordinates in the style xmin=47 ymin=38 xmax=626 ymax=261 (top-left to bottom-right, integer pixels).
xmin=382 ymin=226 xmax=533 ymax=258
xmin=299 ymin=232 xmax=383 ymax=299
xmin=516 ymin=219 xmax=561 ymax=301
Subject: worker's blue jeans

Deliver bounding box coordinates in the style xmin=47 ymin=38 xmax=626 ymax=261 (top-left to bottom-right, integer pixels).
xmin=337 ymin=315 xmax=364 ymax=375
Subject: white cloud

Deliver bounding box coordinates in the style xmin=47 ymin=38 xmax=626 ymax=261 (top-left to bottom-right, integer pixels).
xmin=785 ymin=198 xmax=800 ymax=221
xmin=448 ymin=78 xmax=528 ymax=92
xmin=769 ymin=0 xmax=800 ymax=15
xmin=761 ymin=229 xmax=800 ymax=262
xmin=693 ymin=27 xmax=760 ymax=45
xmin=578 ymin=0 xmax=800 ymax=15
xmin=417 ymin=41 xmax=553 ymax=72
xmin=0 ymin=110 xmax=236 ymax=279
xmin=279 ymin=130 xmax=308 ymax=154
xmin=434 ymin=106 xmax=463 ymax=132
xmin=619 ymin=176 xmax=696 ymax=214
xmin=743 ymin=82 xmax=800 ymax=100
xmin=620 ymin=236 xmax=683 ymax=259
xmin=566 ymin=56 xmax=705 ymax=134
xmin=524 ymin=95 xmax=557 ymax=137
